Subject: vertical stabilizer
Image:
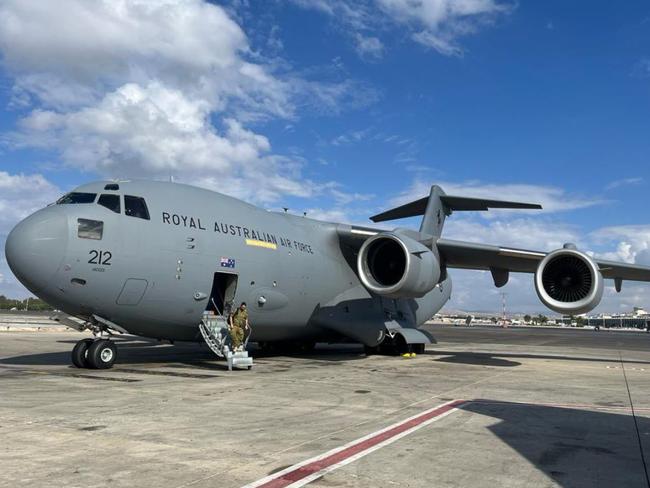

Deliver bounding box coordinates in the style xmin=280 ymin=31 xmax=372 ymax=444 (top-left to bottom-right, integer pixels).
xmin=419 ymin=185 xmax=447 ymax=237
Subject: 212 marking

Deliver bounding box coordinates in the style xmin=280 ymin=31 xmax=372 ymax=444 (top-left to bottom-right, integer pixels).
xmin=88 ymin=250 xmax=112 ymax=266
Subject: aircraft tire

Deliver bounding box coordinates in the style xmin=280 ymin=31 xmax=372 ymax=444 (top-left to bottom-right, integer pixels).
xmin=71 ymin=338 xmax=94 ymax=368
xmin=87 ymin=339 xmax=117 ymax=369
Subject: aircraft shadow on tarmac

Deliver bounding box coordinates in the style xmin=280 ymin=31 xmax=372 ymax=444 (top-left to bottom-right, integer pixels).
xmin=428 ymin=351 xmax=650 ymax=367
xmin=4 ymin=339 xmax=650 ymax=370
xmin=0 ymin=338 xmax=366 ymax=369
xmin=460 ymin=400 xmax=650 ymax=487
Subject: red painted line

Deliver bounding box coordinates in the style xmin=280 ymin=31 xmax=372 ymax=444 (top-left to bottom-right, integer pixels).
xmin=248 ymin=399 xmax=465 ymax=488
xmin=243 ymin=397 xmax=645 ymax=488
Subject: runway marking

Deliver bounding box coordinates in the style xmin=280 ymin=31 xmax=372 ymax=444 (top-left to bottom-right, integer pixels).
xmin=241 ymin=397 xmax=650 ymax=488
xmin=241 ymin=399 xmax=465 ymax=488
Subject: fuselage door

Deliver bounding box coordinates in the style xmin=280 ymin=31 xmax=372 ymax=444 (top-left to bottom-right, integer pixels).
xmin=116 ymin=279 xmax=149 ymax=306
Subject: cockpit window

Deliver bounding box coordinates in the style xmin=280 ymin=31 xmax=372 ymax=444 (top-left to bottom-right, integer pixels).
xmin=124 ymin=195 xmax=150 ymax=220
xmin=78 ymin=218 xmax=103 ymax=240
xmin=98 ymin=194 xmax=120 ymax=214
xmin=57 ymin=192 xmax=97 ymax=204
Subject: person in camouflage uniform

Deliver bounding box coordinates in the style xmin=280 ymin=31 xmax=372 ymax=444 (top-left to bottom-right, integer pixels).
xmin=229 ymin=302 xmax=249 ymax=351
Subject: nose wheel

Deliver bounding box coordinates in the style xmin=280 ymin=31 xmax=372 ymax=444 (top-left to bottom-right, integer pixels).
xmin=71 ymin=338 xmax=117 ymax=369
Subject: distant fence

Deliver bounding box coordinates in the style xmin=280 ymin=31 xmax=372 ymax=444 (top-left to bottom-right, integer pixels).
xmin=586 ymin=318 xmax=650 ymax=330
xmin=0 ymin=312 xmax=61 ymax=330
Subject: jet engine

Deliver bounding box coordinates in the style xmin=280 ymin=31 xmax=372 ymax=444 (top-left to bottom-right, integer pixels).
xmin=357 ymin=232 xmax=440 ymax=298
xmin=534 ymin=247 xmax=603 ymax=315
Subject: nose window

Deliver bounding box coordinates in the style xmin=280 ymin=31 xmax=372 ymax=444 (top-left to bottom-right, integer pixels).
xmin=98 ymin=194 xmax=120 ymax=214
xmin=78 ymin=218 xmax=103 ymax=240
xmin=124 ymin=195 xmax=150 ymax=220
xmin=57 ymin=192 xmax=97 ymax=204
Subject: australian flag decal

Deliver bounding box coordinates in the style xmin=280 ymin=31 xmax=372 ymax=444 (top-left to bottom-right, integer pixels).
xmin=220 ymin=257 xmax=236 ymax=268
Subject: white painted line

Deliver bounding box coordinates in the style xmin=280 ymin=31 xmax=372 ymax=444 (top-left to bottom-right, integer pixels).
xmin=241 ymin=399 xmax=465 ymax=488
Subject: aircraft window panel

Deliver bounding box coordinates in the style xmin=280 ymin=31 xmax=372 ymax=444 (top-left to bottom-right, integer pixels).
xmin=57 ymin=192 xmax=97 ymax=204
xmin=98 ymin=194 xmax=121 ymax=214
xmin=77 ymin=218 xmax=103 ymax=240
xmin=124 ymin=195 xmax=150 ymax=220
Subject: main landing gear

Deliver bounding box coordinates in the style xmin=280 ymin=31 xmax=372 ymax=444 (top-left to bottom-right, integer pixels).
xmin=364 ymin=335 xmax=425 ymax=356
xmin=71 ymin=338 xmax=117 ymax=369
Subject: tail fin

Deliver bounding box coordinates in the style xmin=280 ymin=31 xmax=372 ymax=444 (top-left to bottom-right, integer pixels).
xmin=370 ymin=185 xmax=542 ymax=237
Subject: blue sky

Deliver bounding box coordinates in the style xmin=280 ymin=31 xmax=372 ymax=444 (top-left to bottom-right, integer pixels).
xmin=0 ymin=0 xmax=649 ymax=313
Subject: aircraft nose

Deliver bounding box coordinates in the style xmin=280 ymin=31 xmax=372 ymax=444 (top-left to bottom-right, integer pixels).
xmin=5 ymin=209 xmax=68 ymax=294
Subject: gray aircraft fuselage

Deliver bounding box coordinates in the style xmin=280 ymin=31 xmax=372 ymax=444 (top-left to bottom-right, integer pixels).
xmin=6 ymin=180 xmax=451 ymax=346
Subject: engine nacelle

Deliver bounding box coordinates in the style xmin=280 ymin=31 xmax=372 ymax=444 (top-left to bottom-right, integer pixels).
xmin=534 ymin=248 xmax=604 ymax=315
xmin=357 ymin=232 xmax=440 ymax=298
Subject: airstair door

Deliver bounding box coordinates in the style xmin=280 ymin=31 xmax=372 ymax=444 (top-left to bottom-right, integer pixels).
xmin=199 ymin=271 xmax=253 ymax=370
xmin=207 ymin=272 xmax=238 ymax=316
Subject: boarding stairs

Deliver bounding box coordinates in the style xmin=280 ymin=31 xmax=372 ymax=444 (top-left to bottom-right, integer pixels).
xmin=199 ymin=311 xmax=253 ymax=371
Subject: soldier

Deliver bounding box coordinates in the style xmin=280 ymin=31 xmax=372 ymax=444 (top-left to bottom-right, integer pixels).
xmin=229 ymin=302 xmax=249 ymax=351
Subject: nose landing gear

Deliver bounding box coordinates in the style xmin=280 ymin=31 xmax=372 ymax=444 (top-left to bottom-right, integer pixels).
xmin=68 ymin=315 xmax=125 ymax=369
xmin=71 ymin=338 xmax=117 ymax=369
xmin=71 ymin=338 xmax=94 ymax=368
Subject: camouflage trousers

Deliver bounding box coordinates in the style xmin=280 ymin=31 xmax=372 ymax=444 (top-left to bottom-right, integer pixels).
xmin=230 ymin=326 xmax=244 ymax=349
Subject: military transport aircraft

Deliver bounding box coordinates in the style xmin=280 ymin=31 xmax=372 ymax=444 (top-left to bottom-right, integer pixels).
xmin=5 ymin=180 xmax=650 ymax=369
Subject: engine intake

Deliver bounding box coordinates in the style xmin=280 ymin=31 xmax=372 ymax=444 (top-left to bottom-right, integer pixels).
xmin=357 ymin=233 xmax=440 ymax=298
xmin=534 ymin=248 xmax=603 ymax=315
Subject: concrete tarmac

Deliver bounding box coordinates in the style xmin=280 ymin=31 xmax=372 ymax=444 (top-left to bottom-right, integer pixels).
xmin=2 ymin=324 xmax=650 ymax=487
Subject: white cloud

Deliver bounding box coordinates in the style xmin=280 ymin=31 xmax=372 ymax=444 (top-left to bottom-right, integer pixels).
xmin=290 ymin=0 xmax=373 ymax=30
xmin=590 ymin=225 xmax=650 ymax=264
xmin=380 ymin=0 xmax=512 ymax=56
xmin=605 ymin=177 xmax=643 ymax=190
xmin=0 ymin=0 xmax=288 ymax=114
xmin=0 ymin=171 xmax=61 ymax=234
xmin=444 ymin=217 xmax=581 ymax=250
xmin=632 ymin=58 xmax=650 ymax=79
xmin=330 ymin=188 xmax=375 ymax=205
xmin=301 ymin=203 xmax=379 ymax=224
xmin=355 ymin=33 xmax=384 ymax=59
xmin=0 ymin=0 xmax=374 ymax=205
xmin=194 ymin=155 xmax=316 ymax=204
xmin=390 ymin=179 xmax=602 ymax=214
xmin=291 ymin=0 xmax=513 ymax=57
xmin=0 ymin=171 xmax=62 ymax=298
xmin=14 ymin=82 xmax=272 ymax=177
xmin=331 ymin=128 xmax=373 ymax=145
xmin=303 ymin=208 xmax=354 ymax=222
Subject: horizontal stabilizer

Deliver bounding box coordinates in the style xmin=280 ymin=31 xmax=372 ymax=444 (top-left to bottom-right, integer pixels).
xmin=370 ymin=194 xmax=541 ymax=223
xmin=370 ymin=196 xmax=429 ymax=223
xmin=440 ymin=195 xmax=542 ymax=212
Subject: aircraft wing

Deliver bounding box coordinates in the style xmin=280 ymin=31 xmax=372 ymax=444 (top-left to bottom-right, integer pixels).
xmin=437 ymin=238 xmax=650 ymax=282
xmin=336 ymin=227 xmax=650 ymax=283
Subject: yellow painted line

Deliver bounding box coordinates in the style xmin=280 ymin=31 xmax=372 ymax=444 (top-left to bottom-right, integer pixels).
xmin=245 ymin=239 xmax=277 ymax=250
